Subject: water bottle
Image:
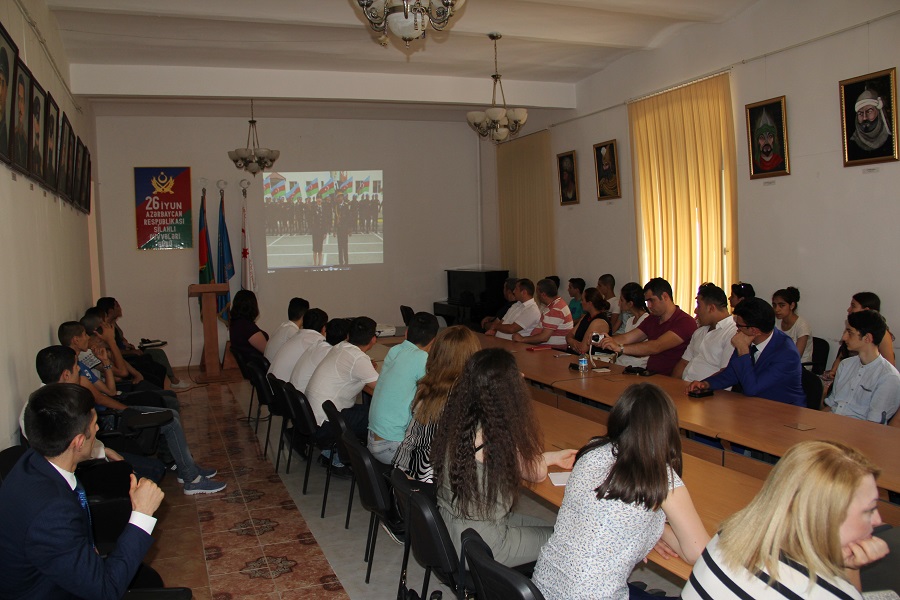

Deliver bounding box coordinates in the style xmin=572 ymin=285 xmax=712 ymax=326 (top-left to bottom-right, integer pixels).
xmin=578 ymin=354 xmax=589 ymax=373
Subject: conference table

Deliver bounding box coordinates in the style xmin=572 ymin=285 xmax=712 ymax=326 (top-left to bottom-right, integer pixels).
xmin=478 ymin=333 xmax=900 ymax=494
xmin=527 ymin=400 xmax=764 ymax=581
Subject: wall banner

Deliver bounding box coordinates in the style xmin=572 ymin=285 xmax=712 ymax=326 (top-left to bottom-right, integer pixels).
xmin=134 ymin=167 xmax=193 ymax=250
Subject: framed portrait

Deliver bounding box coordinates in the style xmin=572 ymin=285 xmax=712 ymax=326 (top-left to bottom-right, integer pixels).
xmin=28 ymin=78 xmax=46 ymax=182
xmin=73 ymin=137 xmax=84 ymax=209
xmin=840 ymin=67 xmax=898 ymax=167
xmin=593 ymin=139 xmax=621 ymax=200
xmin=57 ymin=113 xmax=73 ymax=201
xmin=0 ymin=21 xmax=19 ymax=164
xmin=44 ymin=93 xmax=59 ymax=190
xmin=746 ymin=96 xmax=790 ymax=179
xmin=557 ymin=150 xmax=578 ymax=205
xmin=9 ymin=58 xmax=30 ymax=172
xmin=80 ymin=155 xmax=92 ymax=214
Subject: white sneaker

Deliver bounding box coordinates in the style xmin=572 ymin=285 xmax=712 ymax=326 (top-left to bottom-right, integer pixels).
xmin=170 ymin=380 xmax=193 ymax=390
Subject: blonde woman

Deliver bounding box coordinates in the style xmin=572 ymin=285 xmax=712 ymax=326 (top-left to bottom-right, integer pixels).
xmin=682 ymin=440 xmax=888 ymax=599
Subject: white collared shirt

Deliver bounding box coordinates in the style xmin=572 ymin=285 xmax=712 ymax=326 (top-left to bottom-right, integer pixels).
xmin=681 ymin=316 xmax=737 ymax=381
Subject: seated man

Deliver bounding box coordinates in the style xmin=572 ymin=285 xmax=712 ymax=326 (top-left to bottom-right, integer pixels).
xmin=597 ymin=273 xmax=622 ymax=333
xmin=672 ymin=283 xmax=737 ymax=381
xmin=686 ymin=297 xmax=805 ymax=406
xmin=480 ymin=277 xmax=518 ymax=331
xmin=0 ymin=383 xmax=164 ymax=599
xmin=824 ymin=310 xmax=900 ymax=423
xmin=290 ymin=318 xmax=351 ymax=394
xmin=598 ymin=278 xmax=697 ymax=376
xmin=512 ymin=278 xmax=574 ymax=346
xmin=485 ymin=278 xmax=541 ymax=341
xmin=567 ymin=277 xmax=586 ymax=321
xmin=306 ymin=316 xmax=380 ymax=446
xmin=264 ymin=297 xmax=309 ymax=361
xmin=267 ymin=308 xmax=328 ymax=381
xmin=95 ymin=298 xmax=176 ymax=389
xmin=367 ymin=312 xmax=439 ymax=465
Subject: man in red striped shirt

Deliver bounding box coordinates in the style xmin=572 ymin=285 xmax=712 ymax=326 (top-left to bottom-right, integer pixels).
xmin=512 ymin=279 xmax=574 ymax=347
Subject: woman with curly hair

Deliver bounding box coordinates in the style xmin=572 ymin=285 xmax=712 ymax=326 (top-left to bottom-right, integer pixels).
xmin=392 ymin=325 xmax=481 ymax=489
xmin=432 ymin=347 xmax=577 ymax=567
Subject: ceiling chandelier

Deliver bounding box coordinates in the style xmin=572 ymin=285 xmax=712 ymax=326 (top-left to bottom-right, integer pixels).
xmin=227 ymin=100 xmax=280 ymax=176
xmin=467 ymin=33 xmax=527 ymax=143
xmin=356 ymin=0 xmax=466 ymax=47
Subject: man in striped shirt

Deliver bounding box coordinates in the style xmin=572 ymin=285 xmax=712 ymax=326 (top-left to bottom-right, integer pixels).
xmin=512 ymin=278 xmax=574 ymax=347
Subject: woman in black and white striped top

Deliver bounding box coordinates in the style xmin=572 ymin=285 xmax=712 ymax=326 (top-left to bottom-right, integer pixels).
xmin=682 ymin=440 xmax=888 ymax=600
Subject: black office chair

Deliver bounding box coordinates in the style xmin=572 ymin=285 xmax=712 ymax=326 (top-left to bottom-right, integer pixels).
xmin=265 ymin=373 xmax=295 ymax=472
xmin=340 ymin=430 xmax=394 ymax=584
xmin=321 ymin=400 xmax=357 ymax=527
xmin=802 ymin=336 xmax=830 ymax=375
xmin=96 ymin=408 xmax=174 ymax=458
xmin=400 ymin=305 xmax=415 ymax=326
xmin=245 ymin=360 xmax=276 ymax=451
xmin=461 ymin=528 xmax=545 ymax=600
xmin=801 ymin=367 xmax=824 ymax=410
xmin=282 ymin=383 xmax=319 ymax=492
xmin=230 ymin=347 xmax=257 ymax=423
xmin=392 ymin=468 xmax=438 ymax=600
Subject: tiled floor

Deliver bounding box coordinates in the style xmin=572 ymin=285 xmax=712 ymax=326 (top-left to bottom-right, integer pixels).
xmin=148 ymin=369 xmax=683 ymax=599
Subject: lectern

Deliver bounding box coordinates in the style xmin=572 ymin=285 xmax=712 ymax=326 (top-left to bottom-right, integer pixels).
xmin=188 ymin=283 xmax=230 ymax=381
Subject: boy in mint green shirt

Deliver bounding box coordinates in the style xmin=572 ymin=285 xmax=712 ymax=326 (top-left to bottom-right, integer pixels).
xmin=567 ymin=278 xmax=585 ymax=321
xmin=367 ymin=312 xmax=439 ymax=464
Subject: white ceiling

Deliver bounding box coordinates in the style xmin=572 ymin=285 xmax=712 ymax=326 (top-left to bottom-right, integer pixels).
xmin=47 ymin=0 xmax=761 ymax=113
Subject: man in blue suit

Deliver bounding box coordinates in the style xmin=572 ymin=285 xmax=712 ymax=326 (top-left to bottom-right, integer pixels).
xmin=0 ymin=383 xmax=164 ymax=599
xmin=686 ymin=297 xmax=805 ymax=406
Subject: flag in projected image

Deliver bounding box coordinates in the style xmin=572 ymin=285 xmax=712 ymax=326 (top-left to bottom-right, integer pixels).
xmin=271 ymin=178 xmax=286 ymax=201
xmin=263 ymin=179 xmax=272 ymax=198
xmin=356 ymin=177 xmax=370 ymax=195
xmin=288 ymin=182 xmax=302 ymax=202
xmin=306 ymin=179 xmax=319 ymax=196
xmin=320 ymin=178 xmax=335 ymax=198
xmin=339 ymin=177 xmax=353 ymax=195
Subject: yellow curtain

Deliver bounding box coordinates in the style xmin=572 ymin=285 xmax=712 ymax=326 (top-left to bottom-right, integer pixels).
xmin=496 ymin=130 xmax=556 ymax=279
xmin=627 ymin=73 xmax=738 ymax=309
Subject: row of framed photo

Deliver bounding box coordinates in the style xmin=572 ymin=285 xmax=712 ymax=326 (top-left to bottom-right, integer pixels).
xmin=0 ymin=21 xmax=91 ymax=213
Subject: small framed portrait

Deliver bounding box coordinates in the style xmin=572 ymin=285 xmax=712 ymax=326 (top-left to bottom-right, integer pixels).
xmin=28 ymin=78 xmax=46 ymax=182
xmin=840 ymin=67 xmax=898 ymax=167
xmin=73 ymin=137 xmax=84 ymax=208
xmin=593 ymin=139 xmax=621 ymax=200
xmin=44 ymin=93 xmax=59 ymax=189
xmin=0 ymin=21 xmax=19 ymax=164
xmin=557 ymin=150 xmax=578 ymax=205
xmin=80 ymin=155 xmax=92 ymax=214
xmin=57 ymin=113 xmax=73 ymax=201
xmin=746 ymin=96 xmax=790 ymax=179
xmin=9 ymin=58 xmax=31 ymax=172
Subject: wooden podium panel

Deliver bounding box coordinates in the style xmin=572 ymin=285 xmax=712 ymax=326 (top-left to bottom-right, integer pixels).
xmin=188 ymin=283 xmax=230 ymax=382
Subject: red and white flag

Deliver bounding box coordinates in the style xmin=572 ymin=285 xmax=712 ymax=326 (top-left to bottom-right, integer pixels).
xmin=240 ymin=188 xmax=257 ymax=292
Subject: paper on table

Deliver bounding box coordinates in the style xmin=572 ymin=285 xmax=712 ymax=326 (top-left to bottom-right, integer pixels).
xmin=548 ymin=472 xmax=571 ymax=486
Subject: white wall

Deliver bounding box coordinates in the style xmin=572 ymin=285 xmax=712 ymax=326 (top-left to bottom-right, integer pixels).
xmin=0 ymin=0 xmax=96 ymax=446
xmin=94 ymin=113 xmax=482 ymax=367
xmin=547 ymin=0 xmax=900 ymax=361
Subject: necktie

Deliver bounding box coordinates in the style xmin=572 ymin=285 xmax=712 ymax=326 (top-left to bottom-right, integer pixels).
xmin=750 ymin=344 xmax=759 ymax=363
xmin=74 ymin=481 xmax=96 ymax=550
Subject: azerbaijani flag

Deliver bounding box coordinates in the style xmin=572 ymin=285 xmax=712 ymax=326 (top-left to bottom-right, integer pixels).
xmin=288 ymin=182 xmax=303 ymax=202
xmin=216 ymin=191 xmax=235 ymax=323
xmin=356 ymin=177 xmax=370 ymax=195
xmin=339 ymin=177 xmax=353 ymax=195
xmin=306 ymin=178 xmax=319 ymax=196
xmin=263 ymin=178 xmax=272 ymax=199
xmin=271 ymin=178 xmax=286 ymax=201
xmin=198 ymin=190 xmax=215 ymax=314
xmin=320 ymin=178 xmax=335 ymax=198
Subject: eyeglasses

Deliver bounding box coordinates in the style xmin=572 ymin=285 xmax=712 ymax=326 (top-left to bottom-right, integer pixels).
xmin=735 ymin=323 xmax=753 ymax=330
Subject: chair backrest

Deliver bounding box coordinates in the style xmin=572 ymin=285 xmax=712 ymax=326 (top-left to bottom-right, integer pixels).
xmin=462 ymin=528 xmax=545 ymax=600
xmin=0 ymin=445 xmax=27 ymax=485
xmin=406 ymin=482 xmax=460 ymax=586
xmin=265 ymin=373 xmax=289 ymax=417
xmin=230 ymin=346 xmax=252 ymax=380
xmin=283 ymin=383 xmax=318 ymax=437
xmin=321 ymin=400 xmax=352 ymax=464
xmin=400 ymin=305 xmax=415 ymax=326
xmin=245 ymin=359 xmax=275 ymax=408
xmin=801 ymin=367 xmax=824 ymax=410
xmin=809 ymin=337 xmax=830 ymax=375
xmin=340 ymin=430 xmax=391 ymax=516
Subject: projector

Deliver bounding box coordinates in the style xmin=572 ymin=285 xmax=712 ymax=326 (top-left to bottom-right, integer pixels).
xmin=376 ymin=324 xmax=396 ymax=337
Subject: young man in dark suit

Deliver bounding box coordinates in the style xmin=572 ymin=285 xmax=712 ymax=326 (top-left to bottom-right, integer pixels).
xmin=0 ymin=383 xmax=164 ymax=599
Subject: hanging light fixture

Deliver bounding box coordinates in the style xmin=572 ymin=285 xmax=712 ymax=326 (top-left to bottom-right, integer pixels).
xmin=356 ymin=0 xmax=466 ymax=48
xmin=227 ymin=100 xmax=280 ymax=176
xmin=467 ymin=33 xmax=527 ymax=143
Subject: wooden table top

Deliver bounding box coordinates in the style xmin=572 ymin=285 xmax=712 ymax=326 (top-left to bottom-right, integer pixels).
xmin=527 ymin=401 xmax=763 ymax=581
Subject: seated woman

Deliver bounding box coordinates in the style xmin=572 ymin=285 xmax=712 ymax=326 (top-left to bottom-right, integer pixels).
xmin=565 ymin=287 xmax=611 ymax=355
xmin=229 ymin=290 xmax=269 ymax=361
xmin=682 ymin=440 xmax=888 ymax=599
xmin=613 ymin=282 xmax=650 ymax=369
xmin=729 ymin=282 xmax=756 ymax=311
xmin=432 ymin=348 xmax=576 ymax=567
xmin=533 ymin=383 xmax=709 ymax=600
xmin=827 ymin=291 xmax=896 ymax=379
xmin=393 ymin=325 xmax=481 ymax=491
xmin=773 ymin=286 xmax=813 ymax=366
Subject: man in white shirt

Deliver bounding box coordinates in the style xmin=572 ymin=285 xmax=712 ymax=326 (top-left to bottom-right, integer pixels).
xmin=597 ymin=273 xmax=622 ymax=333
xmin=264 ymin=297 xmax=308 ymax=361
xmin=672 ymin=283 xmax=737 ymax=382
xmin=825 ymin=310 xmax=900 ymax=424
xmin=485 ymin=278 xmax=541 ymax=340
xmin=512 ymin=278 xmax=574 ymax=346
xmin=290 ymin=318 xmax=351 ymax=393
xmin=267 ymin=308 xmax=328 ymax=381
xmin=306 ymin=316 xmax=379 ymax=441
